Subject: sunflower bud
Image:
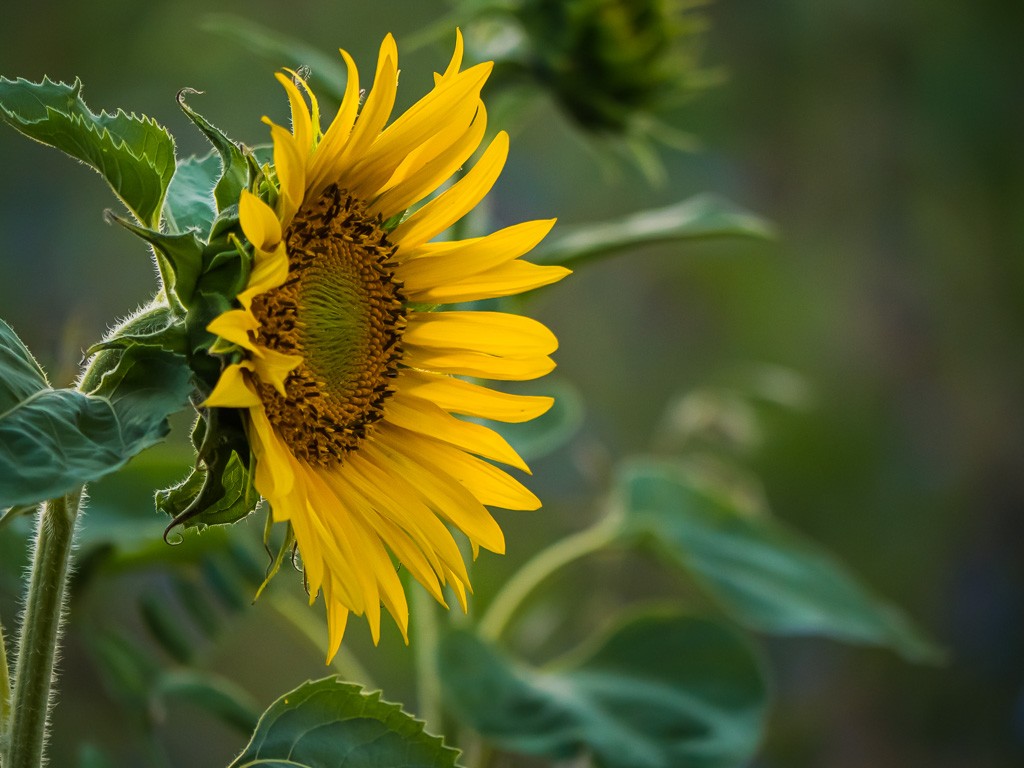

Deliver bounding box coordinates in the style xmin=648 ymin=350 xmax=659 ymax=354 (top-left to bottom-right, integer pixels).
xmin=511 ymin=0 xmax=709 ymax=135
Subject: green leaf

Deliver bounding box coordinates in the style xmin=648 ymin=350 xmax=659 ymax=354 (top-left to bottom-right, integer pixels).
xmin=164 ymin=151 xmax=221 ymax=235
xmin=440 ymin=612 xmax=768 ymax=768
xmin=0 ymin=317 xmax=48 ymax=413
xmin=228 ymin=677 xmax=463 ymax=768
xmin=156 ymin=450 xmax=257 ymax=530
xmin=176 ymin=91 xmax=250 ymax=214
xmin=531 ymin=194 xmax=776 ymax=268
xmin=88 ymin=303 xmax=188 ymax=356
xmin=0 ymin=77 xmax=175 ymax=228
xmin=157 ymin=407 xmax=259 ymax=531
xmin=619 ymin=460 xmax=943 ymax=663
xmin=0 ymin=345 xmax=193 ymax=508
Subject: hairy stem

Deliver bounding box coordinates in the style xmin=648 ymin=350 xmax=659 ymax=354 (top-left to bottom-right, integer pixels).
xmin=478 ymin=515 xmax=621 ymax=643
xmin=1 ymin=617 xmax=10 ymax=757
xmin=4 ymin=490 xmax=81 ymax=768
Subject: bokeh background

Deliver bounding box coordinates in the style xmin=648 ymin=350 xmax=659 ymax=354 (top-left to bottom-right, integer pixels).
xmin=1 ymin=1 xmax=1022 ymax=766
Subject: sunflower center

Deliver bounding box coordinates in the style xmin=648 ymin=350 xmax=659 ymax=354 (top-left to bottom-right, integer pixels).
xmin=249 ymin=183 xmax=406 ymax=466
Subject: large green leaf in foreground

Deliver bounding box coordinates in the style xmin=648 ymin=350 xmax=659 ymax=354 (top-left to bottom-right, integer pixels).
xmin=0 ymin=314 xmax=49 ymax=412
xmin=619 ymin=460 xmax=942 ymax=662
xmin=0 ymin=76 xmax=175 ymax=228
xmin=228 ymin=678 xmax=462 ymax=768
xmin=441 ymin=613 xmax=767 ymax=768
xmin=0 ymin=319 xmax=193 ymax=507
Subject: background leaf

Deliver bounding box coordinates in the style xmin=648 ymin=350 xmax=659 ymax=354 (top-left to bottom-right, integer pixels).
xmin=619 ymin=461 xmax=942 ymax=662
xmin=228 ymin=677 xmax=462 ymax=768
xmin=440 ymin=613 xmax=768 ymax=768
xmin=0 ymin=77 xmax=175 ymax=228
xmin=201 ymin=15 xmax=347 ymax=101
xmin=78 ymin=744 xmax=117 ymax=768
xmin=0 ymin=346 xmax=193 ymax=508
xmin=154 ymin=670 xmax=260 ymax=734
xmin=531 ymin=194 xmax=775 ymax=268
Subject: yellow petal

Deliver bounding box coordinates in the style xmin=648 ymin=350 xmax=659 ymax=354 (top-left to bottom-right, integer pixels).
xmin=348 ymin=63 xmax=492 ymax=201
xmin=317 ymin=466 xmax=409 ymax=641
xmin=398 ymin=369 xmax=553 ymax=423
xmin=238 ymin=242 xmax=290 ymax=307
xmin=306 ymin=49 xmax=361 ymax=196
xmin=403 ymin=346 xmax=556 ymax=381
xmin=385 ymin=395 xmax=529 ymax=472
xmin=391 ymin=130 xmax=507 ymax=250
xmin=202 ymin=363 xmax=260 ymax=408
xmin=408 ymin=261 xmax=570 ymax=304
xmin=383 ymin=426 xmax=541 ymax=511
xmin=284 ymin=68 xmax=322 ymax=140
xmin=311 ymin=489 xmax=384 ymax=642
xmin=372 ymin=100 xmax=487 ymax=221
xmin=287 ymin=507 xmax=326 ymax=595
xmin=341 ymin=450 xmax=470 ymax=584
xmin=238 ymin=190 xmax=282 ymax=251
xmin=250 ymin=346 xmax=302 ymax=396
xmin=265 ymin=119 xmax=306 ymax=227
xmin=325 ymin=595 xmax=350 ymax=663
xmin=445 ymin=451 xmax=542 ymax=511
xmin=300 ymin=474 xmax=368 ymax=612
xmin=248 ymin=405 xmax=296 ymax=500
xmin=275 ymin=71 xmax=314 ymax=157
xmin=207 ymin=309 xmax=259 ymax=351
xmin=404 ymin=311 xmax=558 ymax=358
xmin=366 ymin=434 xmax=505 ymax=554
xmin=330 ymin=35 xmax=399 ymax=189
xmin=397 ymin=217 xmax=554 ymax=272
xmin=443 ymin=566 xmax=469 ymax=612
xmin=436 ymin=28 xmax=465 ymax=83
xmin=327 ymin=467 xmax=446 ymax=609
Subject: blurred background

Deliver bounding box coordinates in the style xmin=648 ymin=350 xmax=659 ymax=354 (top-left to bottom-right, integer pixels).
xmin=1 ymin=1 xmax=1022 ymax=766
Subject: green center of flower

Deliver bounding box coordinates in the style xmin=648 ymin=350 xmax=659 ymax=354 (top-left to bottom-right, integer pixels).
xmin=249 ymin=183 xmax=406 ymax=466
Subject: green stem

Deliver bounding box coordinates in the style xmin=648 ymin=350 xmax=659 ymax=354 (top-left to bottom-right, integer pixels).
xmin=4 ymin=489 xmax=82 ymax=768
xmin=1 ymin=617 xmax=11 ymax=757
xmin=478 ymin=515 xmax=621 ymax=643
xmin=411 ymin=586 xmax=442 ymax=731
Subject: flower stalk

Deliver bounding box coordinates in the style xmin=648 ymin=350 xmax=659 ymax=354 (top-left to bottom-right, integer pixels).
xmin=478 ymin=512 xmax=622 ymax=642
xmin=3 ymin=489 xmax=82 ymax=768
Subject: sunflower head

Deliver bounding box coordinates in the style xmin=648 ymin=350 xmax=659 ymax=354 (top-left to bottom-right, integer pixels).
xmin=201 ymin=31 xmax=569 ymax=660
xmin=511 ymin=0 xmax=708 ymax=135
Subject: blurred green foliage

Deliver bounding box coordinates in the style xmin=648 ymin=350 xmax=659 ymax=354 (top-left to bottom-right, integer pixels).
xmin=1 ymin=0 xmax=1022 ymax=766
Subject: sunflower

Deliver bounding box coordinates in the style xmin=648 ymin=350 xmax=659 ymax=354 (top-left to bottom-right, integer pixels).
xmin=204 ymin=31 xmax=569 ymax=660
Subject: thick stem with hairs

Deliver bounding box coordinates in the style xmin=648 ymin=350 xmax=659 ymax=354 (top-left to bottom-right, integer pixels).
xmin=3 ymin=490 xmax=82 ymax=768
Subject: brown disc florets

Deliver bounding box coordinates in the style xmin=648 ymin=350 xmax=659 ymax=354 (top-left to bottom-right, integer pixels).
xmin=249 ymin=183 xmax=406 ymax=466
